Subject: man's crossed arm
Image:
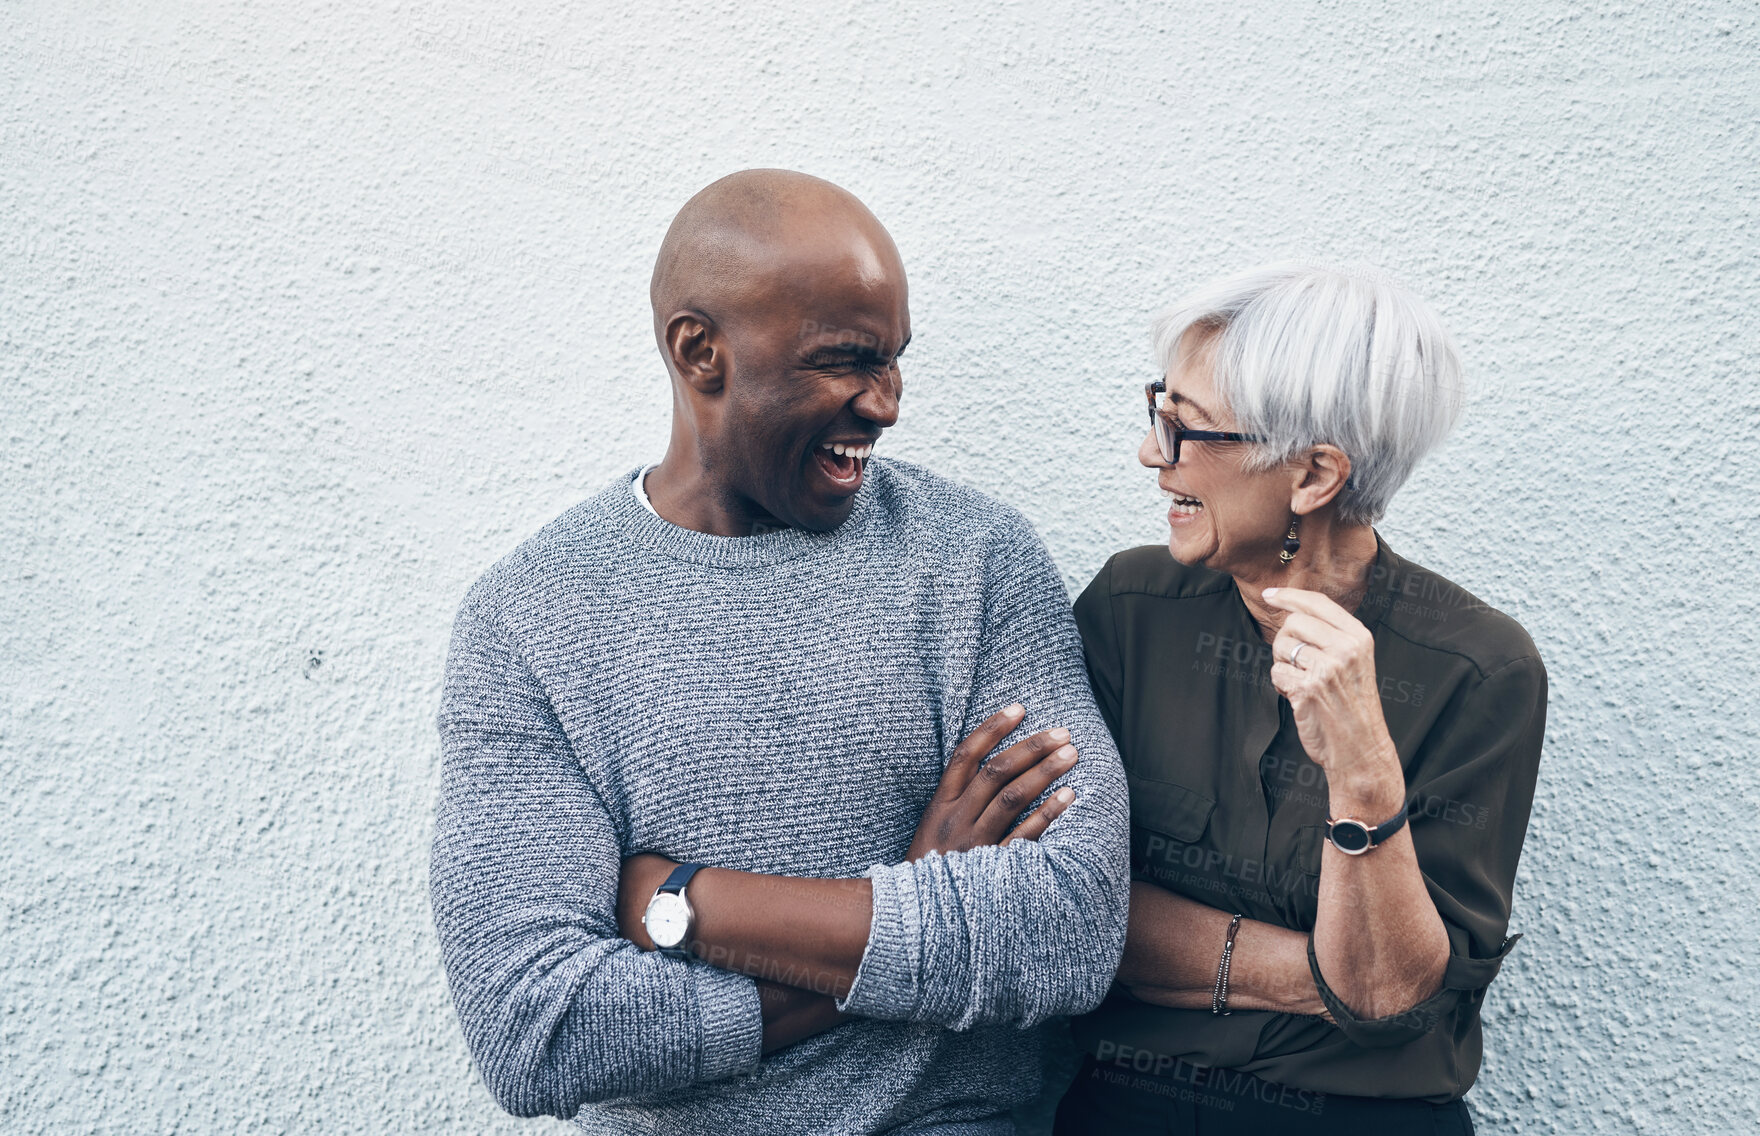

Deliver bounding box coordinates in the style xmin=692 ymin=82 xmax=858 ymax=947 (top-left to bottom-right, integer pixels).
xmin=615 ymin=705 xmax=1082 ymax=1052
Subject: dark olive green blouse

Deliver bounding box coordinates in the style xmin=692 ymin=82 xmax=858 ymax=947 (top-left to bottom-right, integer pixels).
xmin=1069 ymin=533 xmax=1547 ymax=1103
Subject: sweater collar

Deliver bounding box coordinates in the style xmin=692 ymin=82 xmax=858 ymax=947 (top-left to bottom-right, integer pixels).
xmin=601 ymin=461 xmax=880 ymax=569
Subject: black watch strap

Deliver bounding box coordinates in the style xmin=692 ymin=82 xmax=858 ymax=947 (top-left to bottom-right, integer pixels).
xmin=658 ymin=861 xmax=706 ymax=896
xmin=1367 ymin=801 xmax=1410 ymax=844
xmin=1326 ymin=798 xmax=1412 ymax=852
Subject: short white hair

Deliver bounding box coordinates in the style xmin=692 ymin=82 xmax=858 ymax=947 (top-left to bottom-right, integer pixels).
xmin=1151 ymin=261 xmax=1465 ymax=526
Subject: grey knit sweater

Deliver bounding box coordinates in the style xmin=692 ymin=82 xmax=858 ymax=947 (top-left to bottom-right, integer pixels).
xmin=429 ymin=457 xmax=1130 ymax=1135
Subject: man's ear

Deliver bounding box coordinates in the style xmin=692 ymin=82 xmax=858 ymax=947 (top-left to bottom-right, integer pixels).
xmin=663 ymin=310 xmax=725 ymax=394
xmin=1291 ymin=444 xmax=1353 ymax=516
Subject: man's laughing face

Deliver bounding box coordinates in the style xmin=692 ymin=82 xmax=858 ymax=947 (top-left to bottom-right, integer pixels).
xmin=710 ymin=241 xmax=910 ymax=533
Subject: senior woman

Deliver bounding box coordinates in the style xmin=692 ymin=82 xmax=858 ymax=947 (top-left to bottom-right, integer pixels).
xmin=1054 ymin=263 xmax=1546 ymax=1135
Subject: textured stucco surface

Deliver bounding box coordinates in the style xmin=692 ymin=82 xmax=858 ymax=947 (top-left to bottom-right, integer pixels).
xmin=4 ymin=1 xmax=1757 ymax=1132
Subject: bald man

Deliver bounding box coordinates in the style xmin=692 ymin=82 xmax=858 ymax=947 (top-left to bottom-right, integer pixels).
xmin=430 ymin=170 xmax=1130 ymax=1134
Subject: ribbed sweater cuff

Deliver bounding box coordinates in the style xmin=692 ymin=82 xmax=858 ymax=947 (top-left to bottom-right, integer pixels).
xmin=693 ymin=964 xmax=764 ymax=1083
xmin=836 ymin=859 xmax=925 ymax=1019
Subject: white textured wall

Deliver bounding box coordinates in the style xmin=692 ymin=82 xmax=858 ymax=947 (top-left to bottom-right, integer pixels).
xmin=5 ymin=1 xmax=1757 ymax=1132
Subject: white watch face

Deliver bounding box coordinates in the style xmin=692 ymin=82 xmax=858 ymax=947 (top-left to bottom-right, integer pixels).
xmin=644 ymin=891 xmax=692 ymax=949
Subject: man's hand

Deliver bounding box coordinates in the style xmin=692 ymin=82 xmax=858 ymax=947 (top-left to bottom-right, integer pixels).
xmin=906 ymin=703 xmax=1077 ymax=861
xmin=756 ymin=980 xmax=851 ymax=1053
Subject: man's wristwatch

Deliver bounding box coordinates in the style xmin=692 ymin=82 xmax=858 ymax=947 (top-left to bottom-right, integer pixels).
xmin=642 ymin=862 xmax=706 ymax=960
xmin=1325 ymin=799 xmax=1411 ymax=855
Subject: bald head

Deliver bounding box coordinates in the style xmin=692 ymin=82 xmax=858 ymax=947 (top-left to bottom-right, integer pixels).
xmin=644 ymin=169 xmax=909 ymax=535
xmin=650 ymin=169 xmax=902 ymax=348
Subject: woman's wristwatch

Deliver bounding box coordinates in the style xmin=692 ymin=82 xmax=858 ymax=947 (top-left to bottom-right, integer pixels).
xmin=1325 ymin=800 xmax=1411 ymax=855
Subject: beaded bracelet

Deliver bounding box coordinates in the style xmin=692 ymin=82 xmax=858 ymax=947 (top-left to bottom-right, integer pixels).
xmin=1211 ymin=913 xmax=1245 ymax=1015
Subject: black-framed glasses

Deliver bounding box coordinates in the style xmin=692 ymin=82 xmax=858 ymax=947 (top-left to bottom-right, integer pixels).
xmin=1145 ymin=379 xmax=1265 ymax=465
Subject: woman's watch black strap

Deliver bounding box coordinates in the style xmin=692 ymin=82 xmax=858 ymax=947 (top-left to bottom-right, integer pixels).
xmin=1325 ymin=798 xmax=1411 ymax=855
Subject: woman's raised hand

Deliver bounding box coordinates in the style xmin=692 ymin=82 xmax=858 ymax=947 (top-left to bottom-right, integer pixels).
xmin=1263 ymin=587 xmax=1403 ymax=806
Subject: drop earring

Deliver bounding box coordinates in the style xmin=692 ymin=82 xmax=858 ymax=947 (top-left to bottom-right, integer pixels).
xmin=1279 ymin=516 xmax=1301 ymax=564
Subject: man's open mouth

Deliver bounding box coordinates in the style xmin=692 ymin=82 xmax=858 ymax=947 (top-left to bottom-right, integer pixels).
xmin=811 ymin=440 xmax=874 ymax=489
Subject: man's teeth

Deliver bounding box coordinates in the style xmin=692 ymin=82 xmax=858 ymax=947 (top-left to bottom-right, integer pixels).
xmin=820 ymin=442 xmax=874 ymax=460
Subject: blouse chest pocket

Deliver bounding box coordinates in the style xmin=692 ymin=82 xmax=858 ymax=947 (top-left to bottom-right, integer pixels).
xmin=1291 ymin=823 xmax=1326 ymax=876
xmin=1126 ymin=772 xmax=1216 ymax=843
xmin=1126 ymin=773 xmax=1216 ymax=890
